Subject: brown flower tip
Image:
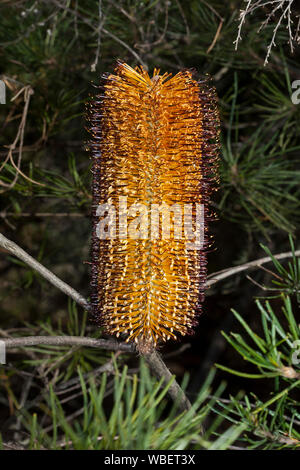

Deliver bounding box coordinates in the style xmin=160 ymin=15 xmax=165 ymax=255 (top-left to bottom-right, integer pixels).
xmin=88 ymin=61 xmax=220 ymax=351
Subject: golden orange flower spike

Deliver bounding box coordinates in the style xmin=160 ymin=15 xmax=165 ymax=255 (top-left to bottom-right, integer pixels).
xmin=88 ymin=61 xmax=220 ymax=354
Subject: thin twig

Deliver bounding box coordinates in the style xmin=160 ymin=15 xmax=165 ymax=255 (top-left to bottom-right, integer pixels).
xmin=206 ymin=249 xmax=300 ymax=287
xmin=233 ymin=0 xmax=297 ymax=65
xmin=47 ymin=0 xmax=147 ymax=68
xmin=90 ymin=0 xmax=105 ymax=72
xmin=3 ymin=335 xmax=133 ymax=352
xmin=0 ymin=232 xmax=89 ymax=310
xmin=207 ymin=19 xmax=223 ymax=54
xmin=0 ymin=83 xmax=44 ymax=193
xmin=0 ymin=212 xmax=87 ymax=218
xmin=1 ymin=441 xmax=26 ymax=450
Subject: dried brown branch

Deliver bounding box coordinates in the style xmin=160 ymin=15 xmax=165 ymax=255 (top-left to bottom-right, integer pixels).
xmin=207 ymin=19 xmax=224 ymax=54
xmin=0 ymin=82 xmax=44 ymax=193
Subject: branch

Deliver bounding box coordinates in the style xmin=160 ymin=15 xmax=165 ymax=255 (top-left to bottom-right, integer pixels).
xmin=206 ymin=249 xmax=300 ymax=288
xmin=3 ymin=335 xmax=133 ymax=352
xmin=144 ymin=351 xmax=191 ymax=412
xmin=0 ymin=232 xmax=89 ymax=311
xmin=0 ymin=84 xmax=43 ymax=194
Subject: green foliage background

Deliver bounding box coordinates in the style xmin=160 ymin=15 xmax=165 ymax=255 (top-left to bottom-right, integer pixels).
xmin=0 ymin=0 xmax=299 ymax=450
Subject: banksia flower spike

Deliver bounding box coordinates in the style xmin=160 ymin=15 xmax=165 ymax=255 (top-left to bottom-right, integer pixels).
xmin=88 ymin=61 xmax=220 ymax=354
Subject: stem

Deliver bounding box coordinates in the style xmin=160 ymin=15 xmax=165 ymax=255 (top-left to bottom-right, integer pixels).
xmin=206 ymin=249 xmax=300 ymax=287
xmin=3 ymin=335 xmax=133 ymax=352
xmin=144 ymin=351 xmax=192 ymax=412
xmin=0 ymin=232 xmax=89 ymax=311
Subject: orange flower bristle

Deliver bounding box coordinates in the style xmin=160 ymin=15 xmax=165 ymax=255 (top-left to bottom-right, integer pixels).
xmin=88 ymin=61 xmax=220 ymax=354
